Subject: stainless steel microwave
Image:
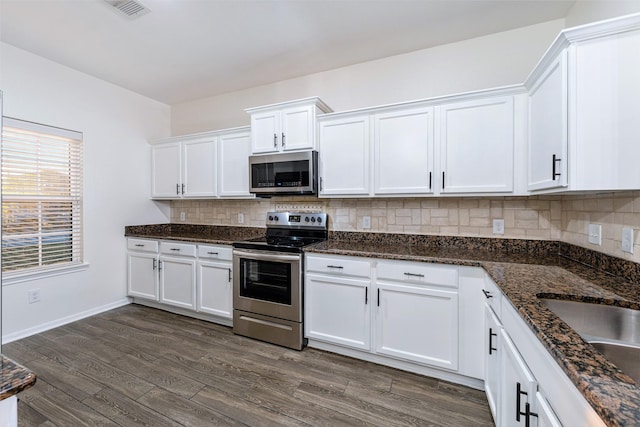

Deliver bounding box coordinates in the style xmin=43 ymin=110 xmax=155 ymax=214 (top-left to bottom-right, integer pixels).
xmin=249 ymin=151 xmax=318 ymax=196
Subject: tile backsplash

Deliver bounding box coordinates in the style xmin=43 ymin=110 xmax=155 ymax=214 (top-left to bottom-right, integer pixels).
xmin=170 ymin=191 xmax=640 ymax=263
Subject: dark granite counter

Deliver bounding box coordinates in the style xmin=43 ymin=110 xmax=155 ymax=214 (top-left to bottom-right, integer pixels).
xmin=0 ymin=355 xmax=36 ymax=400
xmin=125 ymin=224 xmax=264 ymax=245
xmin=305 ymin=232 xmax=640 ymax=427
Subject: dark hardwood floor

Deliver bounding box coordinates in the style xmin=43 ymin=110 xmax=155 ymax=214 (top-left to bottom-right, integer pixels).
xmin=3 ymin=304 xmax=494 ymax=426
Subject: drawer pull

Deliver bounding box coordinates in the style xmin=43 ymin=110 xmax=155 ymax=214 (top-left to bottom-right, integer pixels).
xmin=403 ymin=272 xmax=424 ymax=278
xmin=207 ymin=251 xmax=219 ymax=255
xmin=170 ymin=248 xmax=181 ymax=252
xmin=327 ymin=265 xmax=344 ymax=269
xmin=482 ymin=289 xmax=493 ymax=299
xmin=134 ymin=244 xmax=145 ymax=247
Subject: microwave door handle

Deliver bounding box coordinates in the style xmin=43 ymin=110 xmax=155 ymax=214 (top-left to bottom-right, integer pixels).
xmin=233 ymin=249 xmax=300 ymax=262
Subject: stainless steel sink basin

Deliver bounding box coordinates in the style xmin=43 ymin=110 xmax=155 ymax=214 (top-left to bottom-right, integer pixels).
xmin=590 ymin=341 xmax=640 ymax=383
xmin=540 ymin=298 xmax=640 ymax=345
xmin=540 ymin=298 xmax=640 ymax=382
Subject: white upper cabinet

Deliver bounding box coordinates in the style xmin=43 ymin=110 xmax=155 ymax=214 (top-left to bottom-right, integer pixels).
xmin=526 ymin=14 xmax=640 ymax=193
xmin=246 ymin=97 xmax=331 ymax=154
xmin=439 ymin=96 xmax=515 ymax=194
xmin=318 ymin=114 xmax=370 ymax=196
xmin=374 ymin=107 xmax=434 ymax=195
xmin=150 ymin=127 xmax=253 ymax=200
xmin=217 ymin=129 xmax=252 ymax=197
xmin=151 ymin=136 xmax=216 ymax=199
xmin=151 ymin=142 xmax=182 ymax=198
xmin=527 ymin=51 xmax=568 ymax=191
xmin=183 ymin=138 xmax=218 ymax=198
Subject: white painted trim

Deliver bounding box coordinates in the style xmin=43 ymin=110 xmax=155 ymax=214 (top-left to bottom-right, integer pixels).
xmin=1 ymin=298 xmax=130 ymax=344
xmin=307 ymin=339 xmax=484 ymax=391
xmin=149 ymin=126 xmax=250 ymax=145
xmin=2 ymin=263 xmax=90 ymax=286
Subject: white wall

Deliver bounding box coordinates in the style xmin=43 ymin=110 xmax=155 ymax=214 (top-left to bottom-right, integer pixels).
xmin=565 ymin=0 xmax=640 ymax=27
xmin=0 ymin=43 xmax=171 ymax=341
xmin=171 ymin=19 xmax=565 ymax=134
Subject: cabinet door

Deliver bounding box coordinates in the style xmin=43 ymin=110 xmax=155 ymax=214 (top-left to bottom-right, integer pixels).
xmin=305 ymin=274 xmax=371 ymax=350
xmin=160 ymin=256 xmax=196 ymax=310
xmin=374 ymin=107 xmax=434 ymax=195
xmin=281 ymin=105 xmax=316 ymax=151
xmin=218 ymin=131 xmax=252 ymax=197
xmin=197 ymin=260 xmax=232 ymax=318
xmin=485 ymin=304 xmax=501 ymax=425
xmin=573 ymin=30 xmax=640 ymax=190
xmin=501 ymin=329 xmax=538 ymax=427
xmin=251 ymin=110 xmax=280 ymax=154
xmin=183 ymin=138 xmax=217 ymax=198
xmin=536 ymin=391 xmax=562 ymax=427
xmin=528 ymin=50 xmax=568 ymax=191
xmin=440 ymin=96 xmax=514 ymax=193
xmin=151 ymin=143 xmax=181 ymax=198
xmin=127 ymin=252 xmax=158 ymax=300
xmin=318 ymin=115 xmax=370 ymax=196
xmin=375 ymin=281 xmax=458 ymax=369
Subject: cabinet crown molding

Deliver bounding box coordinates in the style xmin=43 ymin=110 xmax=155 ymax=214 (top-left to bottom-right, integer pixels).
xmin=244 ymin=96 xmax=332 ymax=114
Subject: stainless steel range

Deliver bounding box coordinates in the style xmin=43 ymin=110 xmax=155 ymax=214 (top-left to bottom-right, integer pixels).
xmin=232 ymin=211 xmax=328 ymax=350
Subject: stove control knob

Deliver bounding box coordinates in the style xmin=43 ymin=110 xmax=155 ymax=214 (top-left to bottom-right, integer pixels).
xmin=317 ymin=217 xmax=323 ymax=224
xmin=268 ymin=215 xmax=274 ymax=221
xmin=274 ymin=216 xmax=279 ymax=221
xmin=311 ymin=217 xmax=316 ymax=223
xmin=305 ymin=217 xmax=310 ymax=222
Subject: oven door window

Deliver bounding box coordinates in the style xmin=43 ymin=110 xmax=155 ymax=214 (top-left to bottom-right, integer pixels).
xmin=239 ymin=258 xmax=292 ymax=305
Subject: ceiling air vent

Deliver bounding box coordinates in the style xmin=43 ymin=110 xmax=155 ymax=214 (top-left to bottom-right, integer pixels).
xmin=104 ymin=0 xmax=151 ymax=20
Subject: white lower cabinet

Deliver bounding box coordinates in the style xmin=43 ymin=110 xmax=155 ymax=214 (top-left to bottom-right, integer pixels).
xmin=484 ymin=304 xmax=501 ymax=424
xmin=305 ymin=273 xmax=371 ymax=350
xmin=375 ymin=281 xmax=458 ymax=369
xmin=501 ymin=329 xmax=538 ymax=427
xmin=127 ymin=239 xmax=232 ymax=325
xmin=127 ymin=239 xmax=159 ymax=300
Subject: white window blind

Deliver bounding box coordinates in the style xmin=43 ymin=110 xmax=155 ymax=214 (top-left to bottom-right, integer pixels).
xmin=2 ymin=118 xmax=83 ymax=275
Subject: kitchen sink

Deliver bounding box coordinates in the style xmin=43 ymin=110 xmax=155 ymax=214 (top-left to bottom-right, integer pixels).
xmin=540 ymin=298 xmax=640 ymax=383
xmin=590 ymin=341 xmax=640 ymax=383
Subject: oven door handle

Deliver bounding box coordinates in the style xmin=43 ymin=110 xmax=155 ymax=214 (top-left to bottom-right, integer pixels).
xmin=233 ymin=249 xmax=300 ymax=262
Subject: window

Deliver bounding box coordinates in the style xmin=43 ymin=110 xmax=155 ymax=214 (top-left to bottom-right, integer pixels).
xmin=1 ymin=118 xmax=83 ymax=277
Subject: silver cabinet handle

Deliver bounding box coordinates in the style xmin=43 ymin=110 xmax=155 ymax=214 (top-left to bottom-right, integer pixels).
xmin=170 ymin=248 xmax=181 ymax=252
xmin=181 ymin=183 xmax=185 ymax=195
xmin=176 ymin=183 xmax=180 ymax=195
xmin=207 ymin=251 xmax=219 ymax=255
xmin=404 ymin=272 xmax=424 ymax=278
xmin=134 ymin=244 xmax=144 ymax=247
xmin=273 ymin=133 xmax=277 ymax=147
xmin=153 ymin=259 xmax=157 ymax=270
xmin=158 ymin=260 xmax=162 ymax=270
xmin=282 ymin=132 xmax=286 ymax=147
xmin=327 ymin=265 xmax=344 ymax=269
xmin=228 ymin=268 xmax=232 ymax=283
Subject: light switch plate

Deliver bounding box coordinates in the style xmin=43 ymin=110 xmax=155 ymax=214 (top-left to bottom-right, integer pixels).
xmin=622 ymin=227 xmax=634 ymax=254
xmin=493 ymin=219 xmax=505 ymax=235
xmin=588 ymin=223 xmax=602 ymax=245
xmin=237 ymin=213 xmax=244 ymax=224
xmin=179 ymin=212 xmax=186 ymax=221
xmin=362 ymin=216 xmax=371 ymax=229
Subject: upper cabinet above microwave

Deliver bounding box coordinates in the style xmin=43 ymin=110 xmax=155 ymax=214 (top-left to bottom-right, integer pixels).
xmin=245 ymin=97 xmax=332 ymax=155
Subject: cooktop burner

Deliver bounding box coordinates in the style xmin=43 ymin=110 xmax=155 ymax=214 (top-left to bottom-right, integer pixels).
xmin=233 ymin=212 xmax=328 ymax=253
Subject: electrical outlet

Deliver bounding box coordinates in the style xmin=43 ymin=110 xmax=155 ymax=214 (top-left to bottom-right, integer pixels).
xmin=362 ymin=216 xmax=371 ymax=229
xmin=622 ymin=227 xmax=634 ymax=254
xmin=493 ymin=219 xmax=505 ymax=235
xmin=179 ymin=211 xmax=186 ymax=221
xmin=28 ymin=289 xmax=41 ymax=304
xmin=237 ymin=213 xmax=244 ymax=224
xmin=588 ymin=223 xmax=602 ymax=245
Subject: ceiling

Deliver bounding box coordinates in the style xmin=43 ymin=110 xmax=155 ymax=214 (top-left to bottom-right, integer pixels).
xmin=0 ymin=0 xmax=576 ymax=105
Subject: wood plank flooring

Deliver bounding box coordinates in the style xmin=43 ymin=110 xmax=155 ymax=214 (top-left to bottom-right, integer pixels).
xmin=3 ymin=304 xmax=494 ymax=426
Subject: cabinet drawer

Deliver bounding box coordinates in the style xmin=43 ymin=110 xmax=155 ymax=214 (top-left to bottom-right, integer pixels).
xmin=376 ymin=261 xmax=458 ymax=288
xmin=197 ymin=244 xmax=232 ymax=261
xmin=127 ymin=238 xmax=158 ymax=253
xmin=160 ymin=241 xmax=196 ymax=257
xmin=306 ymin=254 xmax=371 ymax=278
xmin=482 ymin=275 xmax=502 ymax=317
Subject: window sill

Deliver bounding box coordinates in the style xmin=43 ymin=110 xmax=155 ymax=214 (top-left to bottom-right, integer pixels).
xmin=2 ymin=263 xmax=90 ymax=286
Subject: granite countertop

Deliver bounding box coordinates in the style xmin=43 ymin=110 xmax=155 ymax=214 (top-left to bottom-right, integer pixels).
xmin=0 ymin=355 xmax=36 ymax=401
xmin=305 ymin=233 xmax=640 ymax=427
xmin=124 ymin=224 xmax=264 ymax=245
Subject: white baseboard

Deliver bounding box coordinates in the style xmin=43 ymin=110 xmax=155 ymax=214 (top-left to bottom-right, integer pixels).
xmin=2 ymin=298 xmax=131 ymax=344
